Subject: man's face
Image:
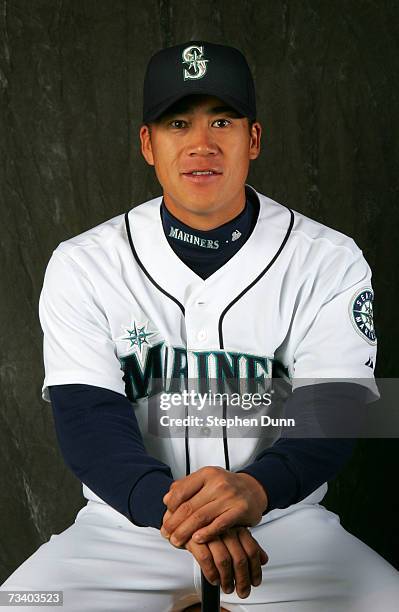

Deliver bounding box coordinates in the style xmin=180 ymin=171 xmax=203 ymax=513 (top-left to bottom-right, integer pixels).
xmin=140 ymin=95 xmax=261 ymax=219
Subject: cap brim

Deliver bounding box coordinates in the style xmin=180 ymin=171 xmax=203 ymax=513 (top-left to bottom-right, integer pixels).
xmin=143 ymin=88 xmax=255 ymax=123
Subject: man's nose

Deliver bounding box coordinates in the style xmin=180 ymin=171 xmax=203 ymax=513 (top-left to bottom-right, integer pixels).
xmin=186 ymin=124 xmax=219 ymax=156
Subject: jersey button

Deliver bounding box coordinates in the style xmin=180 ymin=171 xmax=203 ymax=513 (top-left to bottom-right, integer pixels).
xmin=197 ymin=330 xmax=207 ymax=341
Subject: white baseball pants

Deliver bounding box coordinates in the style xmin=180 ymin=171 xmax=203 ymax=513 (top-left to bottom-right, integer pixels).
xmin=1 ymin=499 xmax=399 ymax=611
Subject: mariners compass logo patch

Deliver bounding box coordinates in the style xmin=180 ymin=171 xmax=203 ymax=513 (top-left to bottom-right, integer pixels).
xmin=349 ymin=287 xmax=376 ymax=345
xmin=116 ymin=320 xmax=156 ymax=357
xmin=182 ymin=45 xmax=209 ymax=80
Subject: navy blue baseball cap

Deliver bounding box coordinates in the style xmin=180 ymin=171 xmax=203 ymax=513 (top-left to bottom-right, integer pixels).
xmin=142 ymin=41 xmax=257 ymax=123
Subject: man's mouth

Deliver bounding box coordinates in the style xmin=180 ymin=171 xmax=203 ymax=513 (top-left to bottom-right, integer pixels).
xmin=182 ymin=168 xmax=223 ymax=175
xmin=190 ymin=170 xmax=217 ymax=175
xmin=181 ymin=169 xmax=223 ymax=181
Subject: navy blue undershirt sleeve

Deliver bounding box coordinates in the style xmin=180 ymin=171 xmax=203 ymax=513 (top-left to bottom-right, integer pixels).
xmin=50 ymin=382 xmax=363 ymax=528
xmin=49 ymin=384 xmax=174 ymax=529
xmin=48 ymin=195 xmax=367 ymax=528
xmin=236 ymin=383 xmax=367 ymax=513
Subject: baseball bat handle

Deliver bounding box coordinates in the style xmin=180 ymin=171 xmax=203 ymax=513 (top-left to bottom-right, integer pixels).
xmin=201 ymin=570 xmax=220 ymax=612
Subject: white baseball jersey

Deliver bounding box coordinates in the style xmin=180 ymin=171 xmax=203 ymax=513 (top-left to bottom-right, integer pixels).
xmin=39 ymin=184 xmax=379 ymax=514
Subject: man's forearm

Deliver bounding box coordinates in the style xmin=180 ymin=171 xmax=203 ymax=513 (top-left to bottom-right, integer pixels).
xmin=161 ymin=383 xmax=364 ymax=545
xmin=237 ymin=383 xmax=364 ymax=512
xmin=49 ymin=383 xmax=174 ymax=529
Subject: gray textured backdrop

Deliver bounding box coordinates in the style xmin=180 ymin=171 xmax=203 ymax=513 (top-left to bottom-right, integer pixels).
xmin=0 ymin=0 xmax=398 ymax=582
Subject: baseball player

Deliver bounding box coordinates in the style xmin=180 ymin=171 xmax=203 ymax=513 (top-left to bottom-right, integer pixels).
xmin=1 ymin=41 xmax=399 ymax=611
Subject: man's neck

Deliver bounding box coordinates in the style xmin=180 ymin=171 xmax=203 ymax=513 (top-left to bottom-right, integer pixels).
xmin=162 ymin=191 xmax=246 ymax=230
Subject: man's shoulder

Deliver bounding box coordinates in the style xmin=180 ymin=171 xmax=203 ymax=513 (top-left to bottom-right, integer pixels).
xmin=254 ymin=186 xmax=361 ymax=258
xmin=56 ymin=212 xmax=125 ymax=254
xmin=54 ymin=195 xmax=161 ymax=261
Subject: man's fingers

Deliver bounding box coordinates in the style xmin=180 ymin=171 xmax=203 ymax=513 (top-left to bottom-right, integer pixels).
xmin=192 ymin=508 xmax=240 ymax=543
xmin=163 ymin=471 xmax=206 ymax=511
xmin=207 ymin=538 xmax=234 ymax=595
xmin=237 ymin=527 xmax=268 ymax=587
xmin=183 ymin=527 xmax=265 ymax=599
xmin=260 ymin=549 xmax=268 ymax=565
xmin=165 ymin=500 xmax=234 ymax=547
xmin=160 ymin=509 xmax=173 ymax=539
xmin=185 ymin=540 xmax=220 ymax=587
xmin=219 ymin=529 xmax=252 ymax=598
xmin=163 ymin=466 xmax=227 ymax=511
xmin=162 ymin=491 xmax=217 ymax=538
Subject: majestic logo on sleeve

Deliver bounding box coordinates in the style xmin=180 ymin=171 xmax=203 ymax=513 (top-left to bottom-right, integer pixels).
xmin=350 ymin=288 xmax=376 ymax=345
xmin=182 ymin=45 xmax=209 ymax=80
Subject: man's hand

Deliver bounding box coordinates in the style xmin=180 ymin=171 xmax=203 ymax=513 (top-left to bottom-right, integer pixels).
xmin=184 ymin=526 xmax=268 ymax=599
xmin=161 ymin=466 xmax=268 ymax=546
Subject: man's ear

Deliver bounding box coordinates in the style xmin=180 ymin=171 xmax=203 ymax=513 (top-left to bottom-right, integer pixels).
xmin=139 ymin=124 xmax=155 ymax=166
xmin=249 ymin=121 xmax=262 ymax=161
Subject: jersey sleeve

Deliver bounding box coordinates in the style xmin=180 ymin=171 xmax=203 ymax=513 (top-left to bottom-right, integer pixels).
xmin=39 ymin=249 xmax=126 ymax=402
xmin=281 ymin=245 xmax=379 ymax=402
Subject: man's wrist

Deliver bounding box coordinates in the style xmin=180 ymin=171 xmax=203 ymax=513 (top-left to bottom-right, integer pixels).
xmin=236 ymin=472 xmax=268 ymax=514
xmin=128 ymin=470 xmax=174 ymax=529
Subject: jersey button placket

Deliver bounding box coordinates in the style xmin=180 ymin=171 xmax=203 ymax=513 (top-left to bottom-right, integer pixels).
xmin=197 ymin=329 xmax=207 ymax=342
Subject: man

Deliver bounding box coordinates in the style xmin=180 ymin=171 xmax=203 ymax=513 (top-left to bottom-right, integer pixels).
xmin=1 ymin=41 xmax=399 ymax=611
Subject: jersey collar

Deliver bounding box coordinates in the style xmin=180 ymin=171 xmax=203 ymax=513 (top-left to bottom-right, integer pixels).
xmin=125 ymin=184 xmax=294 ymax=310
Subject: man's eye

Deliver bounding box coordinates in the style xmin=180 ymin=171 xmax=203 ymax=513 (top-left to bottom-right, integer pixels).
xmin=213 ymin=119 xmax=231 ymax=128
xmin=170 ymin=119 xmax=187 ymax=129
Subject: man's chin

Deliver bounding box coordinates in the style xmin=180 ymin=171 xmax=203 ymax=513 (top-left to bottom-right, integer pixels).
xmin=178 ymin=200 xmax=220 ymax=216
xmin=168 ymin=190 xmax=221 ymax=215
